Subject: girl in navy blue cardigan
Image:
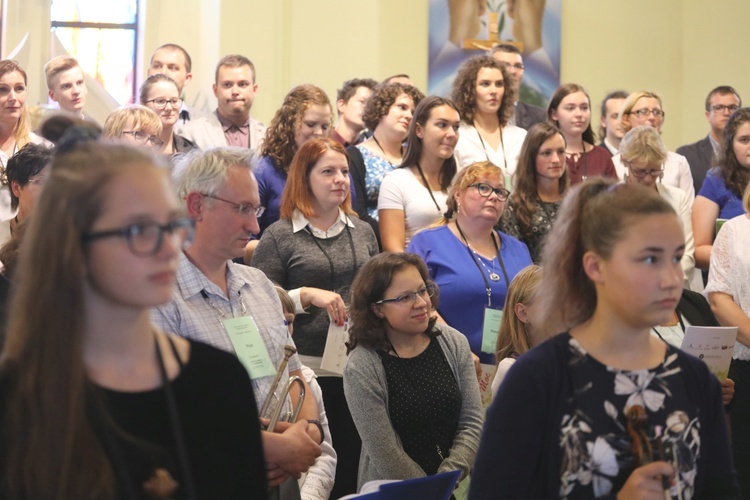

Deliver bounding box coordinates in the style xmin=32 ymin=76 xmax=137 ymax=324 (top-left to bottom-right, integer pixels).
xmin=470 ymin=179 xmax=739 ymax=499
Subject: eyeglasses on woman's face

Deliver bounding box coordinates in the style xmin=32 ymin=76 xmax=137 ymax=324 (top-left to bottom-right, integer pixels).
xmin=375 ymin=283 xmax=436 ymax=307
xmin=82 ymin=217 xmax=195 ymax=257
xmin=468 ymin=182 xmax=510 ymax=201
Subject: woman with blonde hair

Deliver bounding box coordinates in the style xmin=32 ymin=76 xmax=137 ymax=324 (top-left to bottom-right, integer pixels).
xmin=490 ymin=264 xmax=542 ymax=398
xmin=612 ymin=90 xmax=694 ymax=199
xmin=407 ymin=161 xmax=532 ymax=366
xmin=619 ymin=125 xmax=698 ymax=289
xmin=102 ymin=104 xmax=164 ymax=151
xmin=0 ymin=60 xmax=50 ymax=220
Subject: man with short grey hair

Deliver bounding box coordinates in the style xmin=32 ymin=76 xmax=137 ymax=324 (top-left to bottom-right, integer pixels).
xmin=152 ymin=147 xmax=322 ymax=498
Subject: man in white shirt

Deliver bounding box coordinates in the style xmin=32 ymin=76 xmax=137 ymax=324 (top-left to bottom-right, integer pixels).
xmin=598 ymin=90 xmax=629 ymax=156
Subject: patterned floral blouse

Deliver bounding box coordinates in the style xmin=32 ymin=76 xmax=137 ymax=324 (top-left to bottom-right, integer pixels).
xmin=357 ymin=145 xmax=399 ymax=221
xmin=498 ymin=197 xmax=560 ymax=263
xmin=560 ymin=337 xmax=699 ymax=498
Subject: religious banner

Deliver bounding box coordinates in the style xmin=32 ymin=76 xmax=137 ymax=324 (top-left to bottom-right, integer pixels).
xmin=428 ymin=0 xmax=561 ymax=107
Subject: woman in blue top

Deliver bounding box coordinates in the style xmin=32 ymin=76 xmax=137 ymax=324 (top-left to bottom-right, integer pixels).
xmin=693 ymin=107 xmax=750 ymax=270
xmin=407 ymin=161 xmax=532 ymax=366
xmin=470 ymin=179 xmax=739 ymax=499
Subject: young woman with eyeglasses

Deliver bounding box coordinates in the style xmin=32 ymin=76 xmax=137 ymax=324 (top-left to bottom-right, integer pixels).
xmin=547 ymin=83 xmax=617 ymax=185
xmin=252 ymin=137 xmax=378 ymax=498
xmin=140 ymin=74 xmax=197 ymax=157
xmin=0 ymin=142 xmax=268 ymax=498
xmin=612 ymin=91 xmax=695 ymax=201
xmin=407 ymin=161 xmax=532 ymax=367
xmin=470 ymin=178 xmax=739 ymax=499
xmin=344 ymin=252 xmax=483 ymax=489
xmin=499 ymin=122 xmax=569 ymax=263
xmin=378 ymin=96 xmax=460 ymax=252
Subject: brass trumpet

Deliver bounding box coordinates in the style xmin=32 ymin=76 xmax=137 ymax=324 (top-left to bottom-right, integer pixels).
xmin=260 ymin=345 xmax=305 ymax=432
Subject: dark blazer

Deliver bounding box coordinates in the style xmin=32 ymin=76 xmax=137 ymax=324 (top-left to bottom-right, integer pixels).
xmin=679 ymin=288 xmax=719 ymax=327
xmin=515 ymin=101 xmax=547 ymax=131
xmin=676 ymin=135 xmax=714 ymax=195
xmin=598 ymin=140 xmax=615 ymax=157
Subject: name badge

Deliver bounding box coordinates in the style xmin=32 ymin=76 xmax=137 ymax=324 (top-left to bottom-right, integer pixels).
xmin=223 ymin=316 xmax=277 ymax=379
xmin=321 ymin=319 xmax=350 ymax=375
xmin=481 ymin=307 xmax=503 ymax=354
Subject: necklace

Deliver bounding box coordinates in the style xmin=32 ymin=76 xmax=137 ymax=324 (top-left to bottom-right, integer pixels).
xmin=372 ymin=134 xmax=402 ymax=167
xmin=455 ymin=219 xmax=506 ymax=283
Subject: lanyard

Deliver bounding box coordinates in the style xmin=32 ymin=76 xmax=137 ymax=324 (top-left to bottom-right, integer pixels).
xmin=306 ymin=221 xmax=358 ymax=291
xmin=455 ymin=220 xmax=510 ymax=307
xmin=473 ymin=121 xmax=508 ymax=172
xmin=652 ymin=308 xmax=686 ymax=342
xmin=414 ymin=162 xmax=443 ymax=214
xmin=200 ymin=289 xmax=248 ymax=321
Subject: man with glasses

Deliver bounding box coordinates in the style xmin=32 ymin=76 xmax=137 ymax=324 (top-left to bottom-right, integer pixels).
xmin=677 ymin=86 xmax=742 ymax=194
xmin=181 ymin=55 xmax=267 ymax=153
xmin=151 ymin=147 xmax=323 ymax=499
xmin=489 ymin=43 xmax=546 ymax=130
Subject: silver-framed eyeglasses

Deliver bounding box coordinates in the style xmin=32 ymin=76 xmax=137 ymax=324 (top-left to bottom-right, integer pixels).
xmin=82 ymin=217 xmax=195 ymax=257
xmin=146 ymin=97 xmax=184 ymax=110
xmin=375 ymin=283 xmax=437 ymax=307
xmin=201 ymin=193 xmax=265 ymax=218
xmin=623 ymin=160 xmax=665 ymax=179
xmin=630 ymin=108 xmax=665 ymax=118
xmin=469 ymin=182 xmax=510 ymax=200
xmin=121 ymin=130 xmax=165 ymax=148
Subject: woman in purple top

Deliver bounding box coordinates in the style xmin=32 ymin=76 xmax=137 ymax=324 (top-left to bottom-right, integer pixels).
xmin=693 ymin=107 xmax=750 ymax=270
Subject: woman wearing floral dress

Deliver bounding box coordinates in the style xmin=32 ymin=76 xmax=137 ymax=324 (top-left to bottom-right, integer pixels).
xmin=470 ymin=179 xmax=739 ymax=499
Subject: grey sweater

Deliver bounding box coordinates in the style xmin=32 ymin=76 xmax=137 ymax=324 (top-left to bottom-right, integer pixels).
xmin=343 ymin=324 xmax=484 ymax=489
xmin=251 ymin=217 xmax=378 ymax=356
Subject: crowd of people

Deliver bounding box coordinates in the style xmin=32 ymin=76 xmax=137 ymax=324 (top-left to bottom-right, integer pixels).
xmin=0 ymin=38 xmax=745 ymax=499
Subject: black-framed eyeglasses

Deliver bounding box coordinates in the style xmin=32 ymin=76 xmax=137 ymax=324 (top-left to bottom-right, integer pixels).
xmin=629 ymin=108 xmax=665 ymax=118
xmin=146 ymin=97 xmax=184 ymax=110
xmin=201 ymin=193 xmax=265 ymax=218
xmin=710 ymin=104 xmax=739 ymax=114
xmin=469 ymin=182 xmax=510 ymax=200
xmin=623 ymin=160 xmax=665 ymax=179
xmin=121 ymin=130 xmax=165 ymax=148
xmin=375 ymin=283 xmax=436 ymax=307
xmin=82 ymin=217 xmax=195 ymax=257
